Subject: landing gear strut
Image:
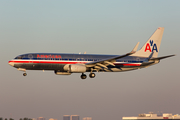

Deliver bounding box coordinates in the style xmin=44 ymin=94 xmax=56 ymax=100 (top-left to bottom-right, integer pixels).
xmin=89 ymin=73 xmax=95 ymax=78
xmin=81 ymin=73 xmax=87 ymax=79
xmin=23 ymin=73 xmax=27 ymax=76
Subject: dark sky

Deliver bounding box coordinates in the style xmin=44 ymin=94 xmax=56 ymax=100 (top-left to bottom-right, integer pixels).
xmin=0 ymin=0 xmax=180 ymax=120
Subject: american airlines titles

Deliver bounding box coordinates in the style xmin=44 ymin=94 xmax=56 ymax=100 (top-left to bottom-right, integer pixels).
xmin=37 ymin=54 xmax=62 ymax=58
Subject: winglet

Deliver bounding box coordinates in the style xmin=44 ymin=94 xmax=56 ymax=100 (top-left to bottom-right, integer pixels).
xmin=131 ymin=42 xmax=140 ymax=53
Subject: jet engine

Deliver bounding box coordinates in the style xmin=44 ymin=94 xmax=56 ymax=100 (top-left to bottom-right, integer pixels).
xmin=64 ymin=64 xmax=86 ymax=73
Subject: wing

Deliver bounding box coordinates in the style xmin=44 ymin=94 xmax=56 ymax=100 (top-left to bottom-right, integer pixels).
xmin=85 ymin=42 xmax=140 ymax=70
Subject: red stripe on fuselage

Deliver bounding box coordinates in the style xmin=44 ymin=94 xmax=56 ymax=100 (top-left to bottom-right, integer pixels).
xmin=9 ymin=60 xmax=87 ymax=64
xmin=9 ymin=60 xmax=141 ymax=66
xmin=114 ymin=63 xmax=141 ymax=66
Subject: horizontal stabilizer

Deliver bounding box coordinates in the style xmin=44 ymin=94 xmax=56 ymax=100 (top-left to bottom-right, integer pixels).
xmin=150 ymin=54 xmax=175 ymax=60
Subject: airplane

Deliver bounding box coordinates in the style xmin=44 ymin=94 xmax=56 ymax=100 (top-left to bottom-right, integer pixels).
xmin=8 ymin=27 xmax=175 ymax=79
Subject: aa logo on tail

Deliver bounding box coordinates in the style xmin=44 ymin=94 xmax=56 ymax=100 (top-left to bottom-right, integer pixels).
xmin=144 ymin=40 xmax=158 ymax=52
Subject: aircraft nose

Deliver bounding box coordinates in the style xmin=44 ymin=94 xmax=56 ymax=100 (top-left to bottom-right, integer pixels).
xmin=8 ymin=61 xmax=14 ymax=67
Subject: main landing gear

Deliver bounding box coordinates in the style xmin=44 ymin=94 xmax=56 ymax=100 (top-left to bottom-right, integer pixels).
xmin=89 ymin=73 xmax=95 ymax=78
xmin=80 ymin=73 xmax=95 ymax=79
xmin=81 ymin=73 xmax=87 ymax=79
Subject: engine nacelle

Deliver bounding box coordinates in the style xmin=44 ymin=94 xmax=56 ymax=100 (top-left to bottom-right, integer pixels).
xmin=64 ymin=64 xmax=86 ymax=73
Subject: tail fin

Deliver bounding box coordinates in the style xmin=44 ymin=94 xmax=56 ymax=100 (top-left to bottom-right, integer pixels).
xmin=131 ymin=27 xmax=164 ymax=58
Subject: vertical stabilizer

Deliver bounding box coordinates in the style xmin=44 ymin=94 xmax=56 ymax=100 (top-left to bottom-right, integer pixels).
xmin=131 ymin=27 xmax=164 ymax=58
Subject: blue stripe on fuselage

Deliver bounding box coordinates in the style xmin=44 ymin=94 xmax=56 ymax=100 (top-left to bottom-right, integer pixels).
xmin=14 ymin=53 xmax=147 ymax=63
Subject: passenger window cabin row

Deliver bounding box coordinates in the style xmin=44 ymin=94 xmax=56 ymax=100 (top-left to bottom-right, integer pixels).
xmin=15 ymin=56 xmax=139 ymax=63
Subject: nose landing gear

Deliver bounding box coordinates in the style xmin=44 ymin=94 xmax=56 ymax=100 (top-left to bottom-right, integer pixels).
xmin=17 ymin=68 xmax=27 ymax=76
xmin=23 ymin=73 xmax=27 ymax=76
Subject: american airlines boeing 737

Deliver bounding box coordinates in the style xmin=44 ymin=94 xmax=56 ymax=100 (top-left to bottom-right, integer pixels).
xmin=8 ymin=27 xmax=175 ymax=79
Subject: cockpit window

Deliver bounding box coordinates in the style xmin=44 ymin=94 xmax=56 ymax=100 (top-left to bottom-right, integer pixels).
xmin=15 ymin=56 xmax=23 ymax=59
xmin=15 ymin=55 xmax=26 ymax=59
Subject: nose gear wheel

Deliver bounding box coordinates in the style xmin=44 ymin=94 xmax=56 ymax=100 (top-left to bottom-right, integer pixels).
xmin=23 ymin=73 xmax=27 ymax=76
